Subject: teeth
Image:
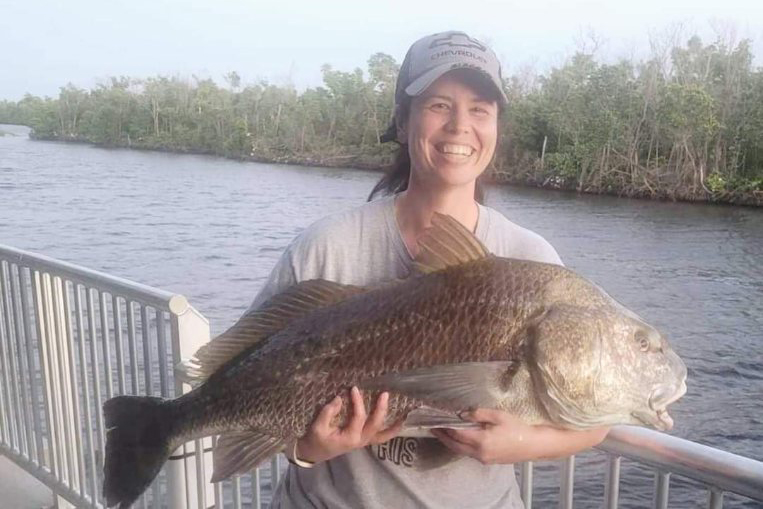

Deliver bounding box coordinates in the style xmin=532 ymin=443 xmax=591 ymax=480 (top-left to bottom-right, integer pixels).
xmin=438 ymin=144 xmax=473 ymax=156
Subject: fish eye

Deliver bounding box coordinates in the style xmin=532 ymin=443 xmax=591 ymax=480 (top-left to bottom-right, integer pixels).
xmin=635 ymin=330 xmax=650 ymax=352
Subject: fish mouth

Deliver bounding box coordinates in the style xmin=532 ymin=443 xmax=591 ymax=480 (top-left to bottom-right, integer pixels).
xmin=634 ymin=378 xmax=687 ymax=431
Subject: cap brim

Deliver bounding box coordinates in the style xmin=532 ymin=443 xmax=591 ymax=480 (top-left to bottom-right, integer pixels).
xmin=404 ymin=63 xmax=509 ymax=105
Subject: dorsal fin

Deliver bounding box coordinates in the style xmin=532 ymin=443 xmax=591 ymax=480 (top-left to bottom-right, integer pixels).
xmin=413 ymin=213 xmax=490 ymax=274
xmin=186 ymin=279 xmax=366 ymax=381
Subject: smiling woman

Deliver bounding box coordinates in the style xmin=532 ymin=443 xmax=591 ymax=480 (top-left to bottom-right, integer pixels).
xmin=242 ymin=31 xmax=609 ymax=509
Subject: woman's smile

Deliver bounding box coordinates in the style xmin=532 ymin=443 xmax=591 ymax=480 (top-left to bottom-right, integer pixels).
xmin=435 ymin=143 xmax=475 ymax=157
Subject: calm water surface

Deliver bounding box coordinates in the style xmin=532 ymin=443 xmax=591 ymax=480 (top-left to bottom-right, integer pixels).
xmin=1 ymin=125 xmax=762 ymax=507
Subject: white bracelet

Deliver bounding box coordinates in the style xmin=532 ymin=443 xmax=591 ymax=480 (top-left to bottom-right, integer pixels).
xmin=290 ymin=441 xmax=315 ymax=469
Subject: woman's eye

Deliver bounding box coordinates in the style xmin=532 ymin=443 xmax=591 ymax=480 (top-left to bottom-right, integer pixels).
xmin=430 ymin=102 xmax=449 ymax=111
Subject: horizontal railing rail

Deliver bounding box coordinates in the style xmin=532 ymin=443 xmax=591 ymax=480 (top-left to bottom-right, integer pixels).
xmin=2 ymin=243 xmax=761 ymax=508
xmin=518 ymin=428 xmax=763 ymax=508
xmin=0 ymin=246 xmax=188 ymax=312
xmin=596 ymin=426 xmax=763 ymax=508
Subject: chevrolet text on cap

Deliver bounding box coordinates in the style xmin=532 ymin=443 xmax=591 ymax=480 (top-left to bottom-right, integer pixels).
xmin=398 ymin=31 xmax=509 ymax=105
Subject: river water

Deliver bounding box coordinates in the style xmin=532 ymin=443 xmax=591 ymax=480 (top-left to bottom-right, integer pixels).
xmin=1 ymin=124 xmax=762 ymax=507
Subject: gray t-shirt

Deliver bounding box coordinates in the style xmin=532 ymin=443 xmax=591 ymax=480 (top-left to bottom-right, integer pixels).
xmin=250 ymin=195 xmax=562 ymax=509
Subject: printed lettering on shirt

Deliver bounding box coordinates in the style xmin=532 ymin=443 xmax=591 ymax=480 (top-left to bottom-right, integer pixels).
xmin=375 ymin=437 xmax=418 ymax=467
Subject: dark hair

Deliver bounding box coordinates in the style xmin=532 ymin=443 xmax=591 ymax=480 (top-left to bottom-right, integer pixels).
xmin=367 ymin=69 xmax=502 ymax=204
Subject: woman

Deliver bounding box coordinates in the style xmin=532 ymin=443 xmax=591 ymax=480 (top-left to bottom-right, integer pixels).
xmin=251 ymin=31 xmax=609 ymax=508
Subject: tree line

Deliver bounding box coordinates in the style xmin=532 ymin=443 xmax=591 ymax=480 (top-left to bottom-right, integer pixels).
xmin=1 ymin=36 xmax=761 ymax=205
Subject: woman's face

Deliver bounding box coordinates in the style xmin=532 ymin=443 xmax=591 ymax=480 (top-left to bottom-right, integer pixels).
xmin=402 ymin=71 xmax=499 ymax=191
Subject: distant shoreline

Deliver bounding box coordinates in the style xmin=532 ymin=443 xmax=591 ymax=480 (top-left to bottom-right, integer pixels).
xmin=39 ymin=134 xmax=763 ymax=207
xmin=3 ymin=124 xmax=760 ymax=206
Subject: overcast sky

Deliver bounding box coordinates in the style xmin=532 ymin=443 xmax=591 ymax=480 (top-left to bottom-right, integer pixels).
xmin=1 ymin=0 xmax=762 ymax=101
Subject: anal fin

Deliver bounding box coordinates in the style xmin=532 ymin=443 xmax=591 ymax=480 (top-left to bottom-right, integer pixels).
xmin=212 ymin=431 xmax=284 ymax=483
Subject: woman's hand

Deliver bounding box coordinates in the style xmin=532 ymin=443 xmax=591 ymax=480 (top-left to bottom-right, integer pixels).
xmin=295 ymin=386 xmax=403 ymax=464
xmin=430 ymin=408 xmax=609 ymax=465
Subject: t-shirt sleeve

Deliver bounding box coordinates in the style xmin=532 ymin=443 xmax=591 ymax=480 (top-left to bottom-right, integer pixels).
xmin=245 ymin=217 xmax=336 ymax=313
xmin=482 ymin=207 xmax=564 ymax=266
xmin=523 ymin=232 xmax=564 ymax=266
xmin=246 ymin=247 xmax=298 ymax=312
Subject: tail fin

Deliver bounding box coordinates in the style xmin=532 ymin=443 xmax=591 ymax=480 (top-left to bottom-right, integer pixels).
xmin=103 ymin=395 xmax=175 ymax=508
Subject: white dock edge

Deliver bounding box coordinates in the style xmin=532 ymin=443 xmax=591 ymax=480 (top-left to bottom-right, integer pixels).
xmin=0 ymin=455 xmax=53 ymax=509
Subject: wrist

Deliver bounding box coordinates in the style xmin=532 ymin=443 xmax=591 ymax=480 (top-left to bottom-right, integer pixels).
xmin=287 ymin=440 xmax=316 ymax=468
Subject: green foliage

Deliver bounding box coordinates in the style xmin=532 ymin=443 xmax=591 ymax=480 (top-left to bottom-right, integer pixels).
xmin=705 ymin=173 xmax=727 ymax=193
xmin=499 ymin=35 xmax=763 ymax=203
xmin=1 ymin=36 xmax=761 ymax=204
xmin=544 ymin=152 xmax=579 ymax=179
xmin=0 ymin=56 xmax=400 ymax=164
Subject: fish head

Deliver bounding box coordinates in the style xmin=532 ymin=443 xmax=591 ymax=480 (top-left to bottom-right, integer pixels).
xmin=527 ymin=302 xmax=687 ymax=431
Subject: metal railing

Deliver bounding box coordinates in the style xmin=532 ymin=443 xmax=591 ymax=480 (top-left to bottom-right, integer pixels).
xmin=517 ymin=427 xmax=763 ymax=508
xmin=0 ymin=244 xmax=206 ymax=508
xmin=1 ymin=244 xmax=762 ymax=508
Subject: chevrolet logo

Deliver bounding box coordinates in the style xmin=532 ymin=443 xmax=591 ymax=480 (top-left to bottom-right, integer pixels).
xmin=430 ymin=33 xmax=486 ymax=52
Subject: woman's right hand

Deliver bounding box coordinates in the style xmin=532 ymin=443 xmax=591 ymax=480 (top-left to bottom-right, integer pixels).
xmin=295 ymin=386 xmax=403 ymax=464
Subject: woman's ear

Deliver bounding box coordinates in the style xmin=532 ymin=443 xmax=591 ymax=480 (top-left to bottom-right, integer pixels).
xmin=394 ymin=105 xmax=407 ymax=144
xmin=396 ymin=124 xmax=407 ymax=144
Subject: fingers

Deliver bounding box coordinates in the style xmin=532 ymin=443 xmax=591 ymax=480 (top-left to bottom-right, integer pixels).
xmin=314 ymin=395 xmax=342 ymax=433
xmin=363 ymin=391 xmax=389 ymax=436
xmin=431 ymin=428 xmax=473 ymax=455
xmin=345 ymin=386 xmax=367 ymax=437
xmin=369 ymin=417 xmax=404 ymax=445
xmin=298 ymin=388 xmax=397 ymax=464
xmin=438 ymin=427 xmax=482 ymax=447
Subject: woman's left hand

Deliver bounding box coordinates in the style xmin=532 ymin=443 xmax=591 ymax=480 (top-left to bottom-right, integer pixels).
xmin=430 ymin=409 xmax=609 ymax=465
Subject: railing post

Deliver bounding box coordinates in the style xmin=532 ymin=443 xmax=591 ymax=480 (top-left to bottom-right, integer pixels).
xmin=167 ymin=299 xmax=214 ymax=509
xmin=708 ymin=488 xmax=723 ymax=509
xmin=653 ymin=471 xmax=670 ymax=509
xmin=32 ymin=270 xmax=57 ymax=474
xmin=520 ymin=461 xmax=533 ymax=508
xmin=603 ymin=454 xmax=621 ymax=509
xmin=0 ymin=263 xmax=14 ymax=451
xmin=51 ymin=276 xmax=80 ymax=492
xmin=559 ymin=455 xmax=575 ymax=509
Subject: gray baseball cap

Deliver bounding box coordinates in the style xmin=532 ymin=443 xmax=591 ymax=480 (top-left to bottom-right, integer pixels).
xmin=380 ymin=31 xmax=508 ymax=142
xmin=395 ymin=31 xmax=508 ymax=106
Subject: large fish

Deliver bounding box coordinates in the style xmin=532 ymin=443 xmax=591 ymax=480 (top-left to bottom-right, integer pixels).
xmin=102 ymin=214 xmax=687 ymax=508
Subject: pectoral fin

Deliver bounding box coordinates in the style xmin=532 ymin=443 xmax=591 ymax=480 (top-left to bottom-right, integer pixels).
xmin=360 ymin=361 xmax=515 ymax=410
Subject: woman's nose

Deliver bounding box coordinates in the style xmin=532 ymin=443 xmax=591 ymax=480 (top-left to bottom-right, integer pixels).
xmin=445 ymin=108 xmax=469 ymax=134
